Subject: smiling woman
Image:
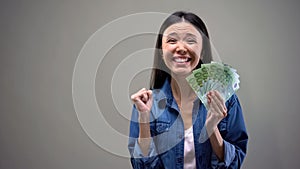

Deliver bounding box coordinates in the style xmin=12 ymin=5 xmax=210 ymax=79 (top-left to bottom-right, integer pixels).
xmin=162 ymin=22 xmax=203 ymax=77
xmin=128 ymin=11 xmax=248 ymax=169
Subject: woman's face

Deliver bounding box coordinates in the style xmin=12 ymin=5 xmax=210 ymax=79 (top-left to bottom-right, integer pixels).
xmin=162 ymin=22 xmax=203 ymax=77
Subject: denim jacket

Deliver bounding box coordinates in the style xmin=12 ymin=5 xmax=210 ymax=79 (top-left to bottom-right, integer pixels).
xmin=128 ymin=79 xmax=248 ymax=169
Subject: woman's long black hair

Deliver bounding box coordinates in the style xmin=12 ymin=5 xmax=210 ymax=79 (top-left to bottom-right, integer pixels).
xmin=150 ymin=11 xmax=212 ymax=89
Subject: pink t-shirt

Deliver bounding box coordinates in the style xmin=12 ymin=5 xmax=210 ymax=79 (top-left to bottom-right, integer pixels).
xmin=184 ymin=126 xmax=196 ymax=169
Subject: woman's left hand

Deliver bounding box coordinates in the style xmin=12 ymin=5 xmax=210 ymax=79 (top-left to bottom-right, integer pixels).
xmin=205 ymin=90 xmax=227 ymax=131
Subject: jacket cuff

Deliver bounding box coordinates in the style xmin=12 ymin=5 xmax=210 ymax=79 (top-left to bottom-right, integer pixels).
xmin=133 ymin=138 xmax=157 ymax=160
xmin=211 ymin=140 xmax=236 ymax=168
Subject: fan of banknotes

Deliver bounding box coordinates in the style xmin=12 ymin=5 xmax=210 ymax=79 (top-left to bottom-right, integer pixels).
xmin=186 ymin=62 xmax=240 ymax=109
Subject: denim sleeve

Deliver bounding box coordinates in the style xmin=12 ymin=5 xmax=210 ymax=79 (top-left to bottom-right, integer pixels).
xmin=128 ymin=105 xmax=163 ymax=168
xmin=211 ymin=94 xmax=248 ymax=169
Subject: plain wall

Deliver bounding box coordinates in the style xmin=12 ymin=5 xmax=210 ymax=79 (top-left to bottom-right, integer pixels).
xmin=1 ymin=0 xmax=300 ymax=168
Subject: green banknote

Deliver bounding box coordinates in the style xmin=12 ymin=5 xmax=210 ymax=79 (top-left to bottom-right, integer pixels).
xmin=186 ymin=62 xmax=240 ymax=109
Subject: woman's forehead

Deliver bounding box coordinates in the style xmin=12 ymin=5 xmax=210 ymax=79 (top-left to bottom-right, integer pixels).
xmin=163 ymin=22 xmax=201 ymax=37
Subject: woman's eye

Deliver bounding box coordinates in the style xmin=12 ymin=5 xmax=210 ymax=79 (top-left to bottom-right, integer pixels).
xmin=187 ymin=39 xmax=197 ymax=44
xmin=167 ymin=38 xmax=177 ymax=44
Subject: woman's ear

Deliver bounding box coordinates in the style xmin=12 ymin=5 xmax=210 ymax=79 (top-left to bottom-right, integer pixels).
xmin=160 ymin=50 xmax=165 ymax=62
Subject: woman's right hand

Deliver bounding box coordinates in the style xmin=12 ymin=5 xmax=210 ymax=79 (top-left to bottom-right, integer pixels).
xmin=131 ymin=88 xmax=153 ymax=154
xmin=130 ymin=88 xmax=153 ymax=122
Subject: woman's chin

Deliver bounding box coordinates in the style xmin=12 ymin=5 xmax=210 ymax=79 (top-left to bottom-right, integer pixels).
xmin=171 ymin=69 xmax=192 ymax=78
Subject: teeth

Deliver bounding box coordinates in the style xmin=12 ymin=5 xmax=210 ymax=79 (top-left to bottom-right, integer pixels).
xmin=174 ymin=58 xmax=189 ymax=63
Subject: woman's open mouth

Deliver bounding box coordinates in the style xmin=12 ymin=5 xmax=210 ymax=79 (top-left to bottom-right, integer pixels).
xmin=173 ymin=57 xmax=192 ymax=63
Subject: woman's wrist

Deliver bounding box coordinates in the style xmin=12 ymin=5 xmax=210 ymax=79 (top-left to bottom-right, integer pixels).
xmin=138 ymin=111 xmax=150 ymax=123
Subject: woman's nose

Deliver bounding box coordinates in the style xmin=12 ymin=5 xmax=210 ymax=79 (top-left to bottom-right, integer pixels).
xmin=176 ymin=42 xmax=187 ymax=55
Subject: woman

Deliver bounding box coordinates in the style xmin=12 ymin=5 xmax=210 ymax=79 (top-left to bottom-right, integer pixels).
xmin=128 ymin=11 xmax=248 ymax=169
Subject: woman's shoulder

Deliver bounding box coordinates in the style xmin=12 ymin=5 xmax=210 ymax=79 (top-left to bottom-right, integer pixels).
xmin=226 ymin=93 xmax=240 ymax=108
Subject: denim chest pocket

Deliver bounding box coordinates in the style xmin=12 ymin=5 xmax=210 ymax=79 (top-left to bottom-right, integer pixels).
xmin=150 ymin=109 xmax=171 ymax=135
xmin=151 ymin=120 xmax=171 ymax=154
xmin=154 ymin=121 xmax=170 ymax=134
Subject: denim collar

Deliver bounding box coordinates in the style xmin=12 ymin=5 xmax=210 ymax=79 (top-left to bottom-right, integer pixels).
xmin=156 ymin=79 xmax=179 ymax=112
xmin=156 ymin=79 xmax=202 ymax=112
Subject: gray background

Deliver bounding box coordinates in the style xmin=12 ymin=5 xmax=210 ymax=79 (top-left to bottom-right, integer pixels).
xmin=1 ymin=0 xmax=300 ymax=168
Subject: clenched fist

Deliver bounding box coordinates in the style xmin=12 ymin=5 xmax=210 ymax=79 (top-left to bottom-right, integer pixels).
xmin=131 ymin=88 xmax=153 ymax=123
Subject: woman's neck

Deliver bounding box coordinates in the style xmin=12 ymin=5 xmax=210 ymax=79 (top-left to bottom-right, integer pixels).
xmin=170 ymin=74 xmax=196 ymax=105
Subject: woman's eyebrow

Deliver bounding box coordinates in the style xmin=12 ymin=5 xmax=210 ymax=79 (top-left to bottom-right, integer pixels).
xmin=166 ymin=32 xmax=198 ymax=38
xmin=166 ymin=32 xmax=179 ymax=38
xmin=185 ymin=33 xmax=197 ymax=38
